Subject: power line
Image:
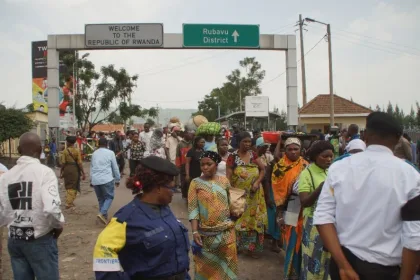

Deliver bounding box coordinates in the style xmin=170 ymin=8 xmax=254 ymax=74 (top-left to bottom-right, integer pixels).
xmin=331 ymin=31 xmax=420 ymax=57
xmin=137 ymin=52 xmax=231 ymax=77
xmin=262 ymin=34 xmax=326 ymax=86
xmin=308 ymin=23 xmax=420 ymax=57
xmin=334 ymin=28 xmax=420 ymax=52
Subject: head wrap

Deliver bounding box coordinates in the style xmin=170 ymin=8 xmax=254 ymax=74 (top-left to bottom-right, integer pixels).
xmin=284 ymin=137 xmax=301 ymax=147
xmin=256 ymin=137 xmax=270 ymax=147
xmin=150 ymin=128 xmax=164 ymax=150
xmin=199 ymin=151 xmax=222 ymax=164
xmin=171 ymin=126 xmax=181 ymax=132
xmin=345 ymin=139 xmax=366 ymax=152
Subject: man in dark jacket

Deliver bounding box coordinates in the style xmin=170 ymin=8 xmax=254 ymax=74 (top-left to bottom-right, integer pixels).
xmin=108 ymin=131 xmax=125 ymax=174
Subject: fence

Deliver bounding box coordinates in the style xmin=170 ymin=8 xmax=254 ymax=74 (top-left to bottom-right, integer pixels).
xmin=404 ymin=128 xmax=420 ymax=143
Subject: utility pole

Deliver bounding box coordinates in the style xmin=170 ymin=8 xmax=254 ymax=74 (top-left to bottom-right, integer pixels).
xmin=327 ymin=24 xmax=334 ymax=127
xmin=305 ymin=17 xmax=335 ymax=126
xmin=299 ymin=14 xmax=308 ymax=105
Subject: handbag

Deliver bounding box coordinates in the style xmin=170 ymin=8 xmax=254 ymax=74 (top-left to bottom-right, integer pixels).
xmin=196 ymin=178 xmax=246 ymax=218
xmin=228 ymin=187 xmax=246 ymax=218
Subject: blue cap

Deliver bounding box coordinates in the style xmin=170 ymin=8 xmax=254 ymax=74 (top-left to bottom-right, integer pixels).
xmin=256 ymin=137 xmax=270 ymax=147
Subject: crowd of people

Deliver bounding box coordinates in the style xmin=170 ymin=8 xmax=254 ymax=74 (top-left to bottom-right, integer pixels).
xmin=0 ymin=112 xmax=419 ymax=280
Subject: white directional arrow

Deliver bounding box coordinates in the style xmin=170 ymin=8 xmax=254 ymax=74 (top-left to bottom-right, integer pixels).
xmin=232 ymin=30 xmax=239 ymax=43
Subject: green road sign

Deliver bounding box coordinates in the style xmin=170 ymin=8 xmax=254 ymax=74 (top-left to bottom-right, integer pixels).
xmin=183 ymin=24 xmax=260 ymax=48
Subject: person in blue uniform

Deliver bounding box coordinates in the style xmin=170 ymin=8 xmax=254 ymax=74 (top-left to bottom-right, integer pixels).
xmin=93 ymin=156 xmax=191 ymax=280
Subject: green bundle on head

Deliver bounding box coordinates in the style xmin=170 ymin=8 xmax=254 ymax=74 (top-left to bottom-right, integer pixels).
xmin=196 ymin=122 xmax=221 ymax=136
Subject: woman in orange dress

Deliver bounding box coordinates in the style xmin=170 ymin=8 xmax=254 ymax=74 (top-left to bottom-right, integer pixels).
xmin=271 ymin=137 xmax=308 ymax=279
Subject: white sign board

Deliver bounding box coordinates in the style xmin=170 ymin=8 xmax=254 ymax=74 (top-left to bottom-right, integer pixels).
xmin=245 ymin=96 xmax=269 ymax=117
xmin=85 ymin=23 xmax=163 ymax=49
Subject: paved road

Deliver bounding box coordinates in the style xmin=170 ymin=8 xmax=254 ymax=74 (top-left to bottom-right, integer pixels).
xmin=1 ymin=164 xmax=284 ymax=279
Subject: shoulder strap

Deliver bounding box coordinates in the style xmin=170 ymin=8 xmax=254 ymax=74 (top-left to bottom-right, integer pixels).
xmin=307 ymin=167 xmax=316 ymax=191
xmin=67 ymin=148 xmax=78 ymax=163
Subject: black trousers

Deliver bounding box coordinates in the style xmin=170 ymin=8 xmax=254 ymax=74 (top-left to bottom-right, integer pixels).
xmin=330 ymin=247 xmax=400 ymax=280
xmin=129 ymin=159 xmax=141 ymax=176
xmin=180 ymin=173 xmax=188 ymax=198
xmin=117 ymin=156 xmax=125 ymax=174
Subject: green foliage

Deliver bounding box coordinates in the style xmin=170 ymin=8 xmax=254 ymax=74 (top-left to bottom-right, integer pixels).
xmin=59 ymin=53 xmax=157 ymax=132
xmin=0 ymin=106 xmax=34 ymax=157
xmin=25 ymin=103 xmax=35 ymax=112
xmin=273 ymin=106 xmax=287 ymax=131
xmin=375 ymin=102 xmax=420 ymax=128
xmin=146 ymin=118 xmax=156 ymax=127
xmin=195 ymin=57 xmax=266 ymax=120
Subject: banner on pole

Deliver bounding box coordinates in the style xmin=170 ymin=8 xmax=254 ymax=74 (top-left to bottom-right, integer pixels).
xmin=31 ymin=41 xmax=74 ymax=129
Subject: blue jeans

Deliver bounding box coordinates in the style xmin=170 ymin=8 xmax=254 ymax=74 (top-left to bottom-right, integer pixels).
xmin=8 ymin=232 xmax=59 ymax=280
xmin=93 ymin=180 xmax=115 ymax=219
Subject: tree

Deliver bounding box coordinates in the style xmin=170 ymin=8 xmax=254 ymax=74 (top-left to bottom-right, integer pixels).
xmin=59 ymin=53 xmax=158 ymax=132
xmin=25 ymin=103 xmax=35 ymax=112
xmin=0 ymin=106 xmax=34 ymax=158
xmin=72 ymin=60 xmax=157 ymax=132
xmin=194 ymin=57 xmax=266 ymax=120
xmin=416 ymin=102 xmax=420 ymax=127
xmin=375 ymin=105 xmax=381 ymax=112
xmin=404 ymin=106 xmax=417 ymax=127
xmin=195 ymin=89 xmax=222 ymax=121
xmin=386 ymin=101 xmax=394 ymax=115
xmin=394 ymin=104 xmax=404 ymax=126
xmin=273 ymin=106 xmax=287 ymax=131
xmin=146 ymin=118 xmax=156 ymax=127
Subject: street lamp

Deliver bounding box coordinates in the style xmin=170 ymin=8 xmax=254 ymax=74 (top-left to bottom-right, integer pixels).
xmin=72 ymin=52 xmax=90 ymax=130
xmin=305 ymin=17 xmax=335 ymax=127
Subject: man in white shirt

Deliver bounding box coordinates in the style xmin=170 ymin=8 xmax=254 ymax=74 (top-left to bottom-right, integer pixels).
xmin=140 ymin=123 xmax=153 ymax=152
xmin=0 ymin=132 xmax=64 ymax=280
xmin=166 ymin=126 xmax=181 ymax=188
xmin=90 ymin=138 xmax=121 ymax=225
xmin=0 ymin=162 xmax=8 ymax=174
xmin=314 ymin=112 xmax=420 ymax=280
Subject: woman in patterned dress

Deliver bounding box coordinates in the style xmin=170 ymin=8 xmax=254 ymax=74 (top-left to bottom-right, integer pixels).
xmin=271 ymin=137 xmax=309 ymax=279
xmin=226 ymin=132 xmax=267 ymax=258
xmin=298 ymin=140 xmax=334 ymax=280
xmin=188 ymin=151 xmax=238 ymax=280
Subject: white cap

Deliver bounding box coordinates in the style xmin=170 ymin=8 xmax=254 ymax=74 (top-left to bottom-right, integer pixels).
xmin=345 ymin=139 xmax=366 ymax=152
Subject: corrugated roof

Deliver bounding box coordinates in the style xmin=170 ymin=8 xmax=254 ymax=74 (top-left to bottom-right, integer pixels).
xmin=91 ymin=124 xmax=124 ymax=132
xmin=299 ymin=94 xmax=373 ymax=115
xmin=91 ymin=123 xmax=145 ymax=132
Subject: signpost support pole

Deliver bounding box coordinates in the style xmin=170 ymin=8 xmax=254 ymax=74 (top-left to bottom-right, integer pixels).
xmin=285 ymin=36 xmax=299 ymax=129
xmin=47 ymin=36 xmax=61 ymax=131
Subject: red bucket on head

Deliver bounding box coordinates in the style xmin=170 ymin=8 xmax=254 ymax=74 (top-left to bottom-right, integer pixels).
xmin=262 ymin=131 xmax=281 ymax=144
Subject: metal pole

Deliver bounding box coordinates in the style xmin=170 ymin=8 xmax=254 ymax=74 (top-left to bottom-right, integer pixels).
xmin=239 ymin=88 xmax=242 ymax=112
xmin=73 ymin=51 xmax=78 ymax=131
xmin=327 ymin=24 xmax=334 ymax=127
xmin=299 ymin=14 xmax=308 ymax=105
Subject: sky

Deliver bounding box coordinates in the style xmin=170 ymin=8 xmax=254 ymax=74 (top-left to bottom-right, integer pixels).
xmin=0 ymin=0 xmax=419 ymax=114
